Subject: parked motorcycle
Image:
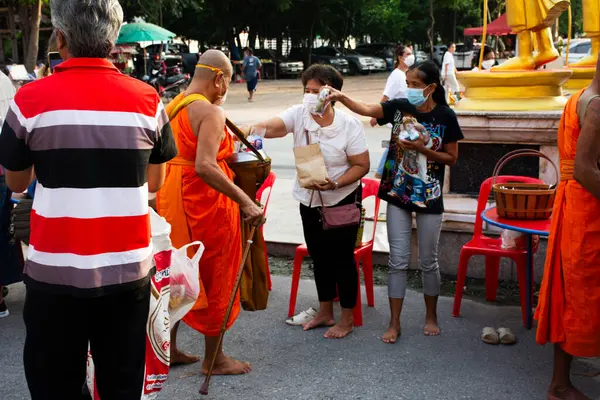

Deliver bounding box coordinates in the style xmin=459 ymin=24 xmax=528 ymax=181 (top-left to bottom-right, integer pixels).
xmin=144 ymin=63 xmax=190 ymax=99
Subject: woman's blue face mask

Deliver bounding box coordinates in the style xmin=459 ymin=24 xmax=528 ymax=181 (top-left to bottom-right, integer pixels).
xmin=407 ymin=85 xmax=431 ymax=106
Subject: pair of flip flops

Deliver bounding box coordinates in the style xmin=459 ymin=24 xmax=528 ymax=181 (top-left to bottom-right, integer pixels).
xmin=482 ymin=327 xmax=517 ymax=345
xmin=285 ymin=307 xmax=317 ymax=326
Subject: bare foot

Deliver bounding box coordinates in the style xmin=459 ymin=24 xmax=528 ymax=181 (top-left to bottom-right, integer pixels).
xmin=303 ymin=314 xmax=335 ymax=331
xmin=548 ymin=384 xmax=592 ymax=400
xmin=324 ymin=322 xmax=353 ymax=339
xmin=382 ymin=326 xmax=401 ymax=344
xmin=202 ymin=356 xmax=252 ymax=376
xmin=424 ymin=318 xmax=441 ymax=336
xmin=171 ymin=349 xmax=201 ymax=365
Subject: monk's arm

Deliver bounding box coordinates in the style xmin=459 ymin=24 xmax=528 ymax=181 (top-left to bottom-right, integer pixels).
xmin=195 ymin=107 xmax=256 ymax=208
xmin=575 ymin=98 xmax=600 ymax=200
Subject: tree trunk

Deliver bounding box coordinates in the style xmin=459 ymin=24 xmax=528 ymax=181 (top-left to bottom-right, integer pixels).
xmin=276 ymin=33 xmax=283 ymax=57
xmin=25 ymin=0 xmax=42 ymax=73
xmin=8 ymin=0 xmax=18 ymax=63
xmin=453 ymin=8 xmax=457 ymax=44
xmin=308 ymin=19 xmax=315 ymax=65
xmin=427 ymin=0 xmax=435 ymax=59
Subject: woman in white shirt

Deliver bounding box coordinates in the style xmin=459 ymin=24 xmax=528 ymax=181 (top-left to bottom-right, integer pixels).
xmin=442 ymin=43 xmax=459 ymax=97
xmin=371 ymin=45 xmax=414 ymax=178
xmin=248 ymin=65 xmax=370 ymax=339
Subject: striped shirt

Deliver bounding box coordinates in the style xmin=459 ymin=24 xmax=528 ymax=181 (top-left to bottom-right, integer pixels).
xmin=0 ymin=58 xmax=177 ymax=296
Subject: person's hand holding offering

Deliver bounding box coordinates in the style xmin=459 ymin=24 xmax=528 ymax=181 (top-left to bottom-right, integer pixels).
xmin=324 ymin=86 xmax=345 ymax=104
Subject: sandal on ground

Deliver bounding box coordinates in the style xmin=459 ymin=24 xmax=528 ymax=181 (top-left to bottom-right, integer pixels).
xmin=497 ymin=327 xmax=517 ymax=345
xmin=481 ymin=327 xmax=499 ymax=345
xmin=285 ymin=308 xmax=317 ymax=326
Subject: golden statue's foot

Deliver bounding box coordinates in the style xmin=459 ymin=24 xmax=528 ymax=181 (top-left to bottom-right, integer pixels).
xmin=491 ymin=56 xmax=535 ymax=71
xmin=534 ymin=48 xmax=559 ymax=69
xmin=568 ymin=53 xmax=598 ymax=68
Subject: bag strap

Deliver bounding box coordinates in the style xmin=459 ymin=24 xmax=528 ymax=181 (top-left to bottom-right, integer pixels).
xmin=226 ymin=119 xmax=265 ymax=162
xmin=167 ymin=93 xmax=209 ymax=120
xmin=304 ymin=129 xmax=310 ymax=146
xmin=168 ymin=93 xmax=265 ymax=162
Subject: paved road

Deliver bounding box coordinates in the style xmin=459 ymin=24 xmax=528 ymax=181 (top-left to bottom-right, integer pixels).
xmin=2 ymin=277 xmax=599 ymax=399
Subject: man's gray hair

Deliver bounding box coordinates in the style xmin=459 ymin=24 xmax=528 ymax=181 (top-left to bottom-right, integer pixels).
xmin=50 ymin=0 xmax=123 ymax=58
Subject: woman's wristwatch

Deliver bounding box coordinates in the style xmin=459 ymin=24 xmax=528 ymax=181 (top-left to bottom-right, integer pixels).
xmin=333 ymin=180 xmax=339 ymax=190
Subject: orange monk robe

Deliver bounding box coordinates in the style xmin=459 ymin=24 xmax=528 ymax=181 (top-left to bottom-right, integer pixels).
xmin=157 ymin=93 xmax=242 ymax=336
xmin=535 ymin=89 xmax=600 ymax=357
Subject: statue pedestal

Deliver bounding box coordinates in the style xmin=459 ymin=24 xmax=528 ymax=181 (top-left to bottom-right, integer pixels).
xmin=563 ymin=67 xmax=594 ymax=94
xmin=455 ymin=70 xmax=572 ymax=111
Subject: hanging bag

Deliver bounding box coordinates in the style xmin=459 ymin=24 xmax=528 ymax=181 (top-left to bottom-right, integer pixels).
xmin=313 ymin=190 xmax=361 ymax=230
xmin=293 ymin=129 xmax=328 ymax=188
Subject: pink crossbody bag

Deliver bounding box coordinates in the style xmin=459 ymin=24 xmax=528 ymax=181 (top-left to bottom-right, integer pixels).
xmin=304 ymin=131 xmax=361 ymax=230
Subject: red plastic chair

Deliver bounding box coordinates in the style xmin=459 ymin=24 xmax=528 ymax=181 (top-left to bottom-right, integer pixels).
xmin=452 ymin=175 xmax=542 ymax=327
xmin=288 ymin=178 xmax=382 ymax=327
xmin=256 ymin=171 xmax=277 ymax=291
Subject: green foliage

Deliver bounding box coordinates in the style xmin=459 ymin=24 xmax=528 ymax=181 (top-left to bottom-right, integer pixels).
xmin=120 ymin=0 xmax=577 ymax=49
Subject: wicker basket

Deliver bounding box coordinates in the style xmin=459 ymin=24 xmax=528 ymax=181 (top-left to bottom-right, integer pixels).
xmin=492 ymin=149 xmax=558 ymax=220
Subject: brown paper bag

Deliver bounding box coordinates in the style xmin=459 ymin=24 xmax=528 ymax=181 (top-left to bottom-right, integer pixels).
xmin=293 ymin=130 xmax=329 ymax=188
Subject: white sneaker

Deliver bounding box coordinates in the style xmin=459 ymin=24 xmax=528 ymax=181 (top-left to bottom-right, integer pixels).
xmin=0 ymin=301 xmax=9 ymax=318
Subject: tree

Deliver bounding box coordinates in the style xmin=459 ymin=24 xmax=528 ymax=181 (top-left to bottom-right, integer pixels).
xmin=18 ymin=0 xmax=43 ymax=73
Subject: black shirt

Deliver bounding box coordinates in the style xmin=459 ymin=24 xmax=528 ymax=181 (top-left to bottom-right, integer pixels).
xmin=378 ymin=99 xmax=464 ymax=214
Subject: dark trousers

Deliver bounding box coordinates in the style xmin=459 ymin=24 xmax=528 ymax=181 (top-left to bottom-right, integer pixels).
xmin=300 ymin=187 xmax=361 ymax=309
xmin=23 ymin=284 xmax=150 ymax=400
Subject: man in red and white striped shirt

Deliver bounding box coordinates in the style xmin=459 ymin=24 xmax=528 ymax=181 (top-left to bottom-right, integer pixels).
xmin=0 ymin=0 xmax=177 ymax=398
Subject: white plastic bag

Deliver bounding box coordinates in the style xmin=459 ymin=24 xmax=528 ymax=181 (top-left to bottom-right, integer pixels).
xmin=169 ymin=241 xmax=203 ymax=323
xmin=501 ymin=229 xmax=540 ymax=251
xmin=87 ymin=208 xmax=176 ymax=400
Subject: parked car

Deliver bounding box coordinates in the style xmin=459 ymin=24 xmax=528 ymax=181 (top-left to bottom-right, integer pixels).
xmin=253 ymin=48 xmax=304 ymax=78
xmin=311 ymin=47 xmax=374 ymax=75
xmin=424 ymin=45 xmax=448 ymax=66
xmin=415 ymin=50 xmax=428 ymax=64
xmin=454 ymin=43 xmax=481 ymax=70
xmin=288 ymin=47 xmax=350 ymax=74
xmin=561 ymin=38 xmax=591 ymax=65
xmin=371 ymin=56 xmax=387 ymax=72
xmin=343 ymin=48 xmax=387 ymax=73
xmin=355 ymin=43 xmax=396 ymax=70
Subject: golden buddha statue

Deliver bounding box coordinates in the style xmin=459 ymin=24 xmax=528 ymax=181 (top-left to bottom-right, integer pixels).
xmin=492 ymin=0 xmax=570 ymax=70
xmin=568 ymin=0 xmax=600 ymax=67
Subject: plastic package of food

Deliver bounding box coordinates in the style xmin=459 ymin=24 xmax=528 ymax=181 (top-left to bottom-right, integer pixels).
xmin=311 ymin=87 xmax=331 ymax=116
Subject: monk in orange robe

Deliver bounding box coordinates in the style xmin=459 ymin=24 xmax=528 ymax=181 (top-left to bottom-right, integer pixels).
xmin=535 ymin=58 xmax=600 ymax=400
xmin=157 ymin=50 xmax=264 ymax=375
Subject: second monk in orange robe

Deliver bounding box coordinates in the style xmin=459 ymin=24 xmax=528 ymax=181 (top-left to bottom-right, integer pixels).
xmin=535 ymin=76 xmax=600 ymax=398
xmin=157 ymin=50 xmax=264 ymax=375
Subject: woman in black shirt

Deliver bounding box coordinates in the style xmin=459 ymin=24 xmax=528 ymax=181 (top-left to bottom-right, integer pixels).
xmin=326 ymin=61 xmax=463 ymax=343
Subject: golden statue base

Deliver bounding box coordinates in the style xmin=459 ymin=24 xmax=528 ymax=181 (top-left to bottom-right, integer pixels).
xmin=562 ymin=67 xmax=594 ymax=95
xmin=455 ymin=69 xmax=572 ymax=111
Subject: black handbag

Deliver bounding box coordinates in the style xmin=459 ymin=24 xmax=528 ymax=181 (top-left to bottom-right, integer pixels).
xmin=10 ymin=198 xmax=32 ymax=246
xmin=0 ymin=174 xmax=24 ymax=286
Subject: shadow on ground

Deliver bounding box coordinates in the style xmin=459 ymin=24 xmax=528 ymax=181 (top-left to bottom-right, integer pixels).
xmin=1 ymin=271 xmax=598 ymax=400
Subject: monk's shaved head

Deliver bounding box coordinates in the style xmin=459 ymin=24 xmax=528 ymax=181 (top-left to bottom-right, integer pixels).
xmin=195 ymin=49 xmax=233 ymax=80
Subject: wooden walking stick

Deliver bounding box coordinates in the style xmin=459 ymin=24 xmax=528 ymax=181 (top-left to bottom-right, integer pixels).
xmin=200 ymin=223 xmax=258 ymax=396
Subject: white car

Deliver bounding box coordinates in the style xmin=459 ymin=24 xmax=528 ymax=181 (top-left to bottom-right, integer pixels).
xmin=561 ymin=39 xmax=591 ymax=64
xmin=371 ymin=57 xmax=387 ymax=72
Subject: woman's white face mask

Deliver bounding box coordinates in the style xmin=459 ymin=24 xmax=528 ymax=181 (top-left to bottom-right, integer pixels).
xmin=303 ymin=93 xmax=319 ymax=110
xmin=482 ymin=59 xmax=495 ymax=70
